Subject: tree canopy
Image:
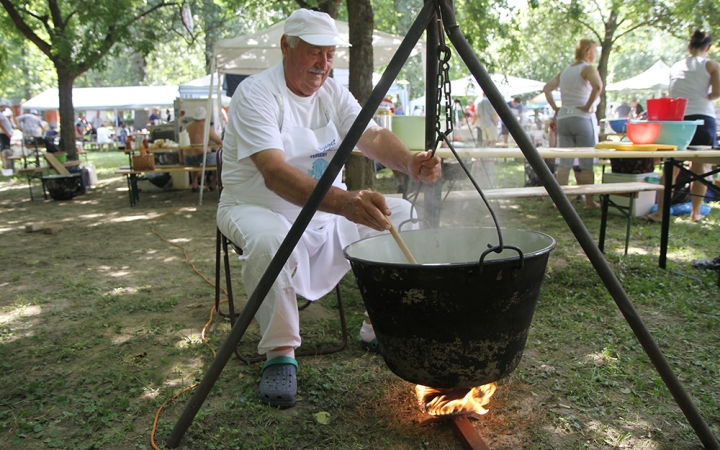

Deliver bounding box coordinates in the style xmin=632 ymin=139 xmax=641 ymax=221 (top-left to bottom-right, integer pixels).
xmin=0 ymin=0 xmax=183 ymax=156
xmin=1 ymin=0 xmax=716 ymax=154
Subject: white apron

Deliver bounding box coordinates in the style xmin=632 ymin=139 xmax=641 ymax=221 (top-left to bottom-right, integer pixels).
xmin=244 ymin=87 xmax=362 ymax=300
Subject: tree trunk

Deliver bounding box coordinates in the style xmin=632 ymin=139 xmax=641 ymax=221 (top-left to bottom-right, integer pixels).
xmin=345 ymin=0 xmax=375 ymax=191
xmin=57 ymin=65 xmax=77 ymax=159
xmin=596 ymin=10 xmax=618 ymax=122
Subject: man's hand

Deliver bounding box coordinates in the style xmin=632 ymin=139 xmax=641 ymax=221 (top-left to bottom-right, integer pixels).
xmin=339 ymin=189 xmax=391 ymax=231
xmin=408 ymin=150 xmax=442 ymax=184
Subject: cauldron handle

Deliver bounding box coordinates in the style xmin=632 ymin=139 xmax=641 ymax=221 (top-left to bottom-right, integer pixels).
xmin=478 ymin=244 xmax=524 ymax=274
xmin=398 ymin=217 xmax=431 ymax=232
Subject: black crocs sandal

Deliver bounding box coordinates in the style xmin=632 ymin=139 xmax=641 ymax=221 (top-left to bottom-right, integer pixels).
xmin=258 ymin=356 xmax=298 ymax=408
xmin=360 ymin=338 xmax=380 ymax=353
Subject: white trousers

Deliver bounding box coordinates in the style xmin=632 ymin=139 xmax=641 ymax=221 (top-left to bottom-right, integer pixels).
xmin=217 ymin=193 xmax=416 ymax=355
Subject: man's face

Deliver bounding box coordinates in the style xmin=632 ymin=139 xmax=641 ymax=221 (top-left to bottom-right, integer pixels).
xmin=282 ymin=36 xmax=335 ymax=97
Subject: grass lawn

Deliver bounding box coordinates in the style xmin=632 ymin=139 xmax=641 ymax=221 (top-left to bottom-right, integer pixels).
xmin=0 ymin=149 xmax=718 ymax=449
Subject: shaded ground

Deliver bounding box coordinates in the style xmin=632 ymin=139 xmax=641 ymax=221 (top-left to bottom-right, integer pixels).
xmin=0 ymin=165 xmax=718 ymax=449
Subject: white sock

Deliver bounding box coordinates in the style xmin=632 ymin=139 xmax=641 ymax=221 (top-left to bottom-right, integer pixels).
xmin=359 ymin=321 xmax=376 ymax=343
xmin=266 ymin=347 xmax=295 ymax=361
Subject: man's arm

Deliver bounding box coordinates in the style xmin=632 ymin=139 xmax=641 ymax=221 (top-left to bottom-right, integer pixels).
xmin=251 ymin=149 xmax=392 ymax=231
xmin=356 ymin=125 xmax=441 ymax=184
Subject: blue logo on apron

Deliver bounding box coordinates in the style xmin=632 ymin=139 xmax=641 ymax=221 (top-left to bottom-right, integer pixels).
xmin=308 ymin=159 xmax=329 ymax=180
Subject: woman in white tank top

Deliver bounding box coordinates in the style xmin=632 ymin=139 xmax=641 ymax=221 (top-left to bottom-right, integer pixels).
xmin=543 ymin=39 xmax=604 ymax=210
xmin=645 ymin=30 xmax=720 ymax=223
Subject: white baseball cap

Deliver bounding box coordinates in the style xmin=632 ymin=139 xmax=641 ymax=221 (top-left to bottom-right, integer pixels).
xmin=284 ymin=9 xmax=350 ymax=47
xmin=194 ymin=106 xmax=206 ymax=120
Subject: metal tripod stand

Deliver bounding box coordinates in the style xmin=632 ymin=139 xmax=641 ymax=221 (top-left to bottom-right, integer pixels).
xmin=166 ymin=0 xmax=719 ymax=447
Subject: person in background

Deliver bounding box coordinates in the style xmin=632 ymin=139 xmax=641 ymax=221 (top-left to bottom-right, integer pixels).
xmin=500 ymin=97 xmax=524 ymax=143
xmin=165 ymin=109 xmax=173 ymax=122
xmin=474 ymin=92 xmax=499 ymax=147
xmin=0 ymin=102 xmax=12 ymax=170
xmin=90 ymin=111 xmax=104 ymax=135
xmin=184 ymin=106 xmax=222 ymax=192
xmin=116 ymin=122 xmax=128 ymax=149
xmin=45 ymin=125 xmax=59 ymax=140
xmin=463 ymin=99 xmax=476 ymax=125
xmin=394 ymin=102 xmax=405 ymax=116
xmin=412 ymin=105 xmax=424 ymax=116
xmin=644 ymin=29 xmax=720 ymax=223
xmin=216 ymin=9 xmax=441 ymax=409
xmin=2 ymin=100 xmax=16 ymax=128
xmin=615 ymin=100 xmax=631 ymax=118
xmin=543 ymin=38 xmax=603 ymax=210
xmin=149 ymin=109 xmax=160 ymax=126
xmin=630 ymin=98 xmax=644 ymax=119
xmin=17 ymin=109 xmax=44 ymax=144
xmin=96 ymin=122 xmax=114 ymax=152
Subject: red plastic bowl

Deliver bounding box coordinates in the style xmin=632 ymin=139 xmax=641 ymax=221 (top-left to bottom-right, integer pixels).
xmin=647 ymin=98 xmax=688 ymax=121
xmin=626 ymin=122 xmax=661 ymax=144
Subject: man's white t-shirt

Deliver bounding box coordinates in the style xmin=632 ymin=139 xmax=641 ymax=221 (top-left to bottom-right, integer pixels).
xmin=222 ymin=63 xmax=374 ymax=187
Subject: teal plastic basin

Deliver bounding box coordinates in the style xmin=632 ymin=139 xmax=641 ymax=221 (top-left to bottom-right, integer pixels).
xmin=652 ymin=120 xmax=704 ymax=150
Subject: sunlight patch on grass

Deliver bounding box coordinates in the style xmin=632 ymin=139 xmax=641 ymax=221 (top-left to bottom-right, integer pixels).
xmin=585 ymin=349 xmax=618 ymax=366
xmin=79 ymin=213 xmax=106 ymax=219
xmin=107 ymin=286 xmax=139 ymax=296
xmin=586 ymin=420 xmax=660 ymax=449
xmin=0 ymin=303 xmax=42 ymax=325
xmin=169 ymin=238 xmax=192 ymax=243
xmin=108 ymin=270 xmax=131 ymax=278
xmin=0 ymin=226 xmax=16 ymax=235
xmin=141 ymin=386 xmax=160 ymax=400
xmin=175 ymin=329 xmax=203 ymax=348
xmin=111 ymin=333 xmax=134 ymax=346
xmin=109 ymin=214 xmax=159 ymax=223
xmin=0 ymin=303 xmax=42 ymax=343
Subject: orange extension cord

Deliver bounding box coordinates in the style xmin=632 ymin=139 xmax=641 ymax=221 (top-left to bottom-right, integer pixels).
xmin=146 ymin=196 xmax=231 ymax=450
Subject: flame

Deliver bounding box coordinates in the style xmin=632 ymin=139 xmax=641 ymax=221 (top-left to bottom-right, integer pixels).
xmin=416 ymin=383 xmax=497 ymax=416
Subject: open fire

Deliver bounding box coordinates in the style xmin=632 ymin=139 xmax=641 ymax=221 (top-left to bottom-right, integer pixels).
xmin=416 ymin=383 xmax=497 ymax=416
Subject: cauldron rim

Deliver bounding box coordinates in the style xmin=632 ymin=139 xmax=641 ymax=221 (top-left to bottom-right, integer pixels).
xmin=343 ymin=227 xmax=556 ymax=268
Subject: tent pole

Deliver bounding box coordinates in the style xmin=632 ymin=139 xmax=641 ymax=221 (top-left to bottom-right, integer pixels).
xmin=199 ymin=58 xmax=217 ymax=205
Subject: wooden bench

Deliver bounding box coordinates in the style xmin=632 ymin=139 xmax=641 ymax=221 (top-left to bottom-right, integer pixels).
xmin=115 ymin=165 xmax=217 ymax=206
xmin=389 ymin=181 xmax=664 ymax=256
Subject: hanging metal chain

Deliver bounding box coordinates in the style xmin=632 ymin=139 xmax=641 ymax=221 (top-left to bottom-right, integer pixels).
xmin=433 ymin=20 xmax=453 ymax=154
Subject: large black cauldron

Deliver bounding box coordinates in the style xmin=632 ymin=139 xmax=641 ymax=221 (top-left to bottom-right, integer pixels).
xmin=344 ymin=228 xmax=555 ymax=389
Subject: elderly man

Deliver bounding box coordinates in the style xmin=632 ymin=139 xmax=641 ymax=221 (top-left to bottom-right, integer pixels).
xmin=217 ymin=9 xmax=441 ymax=408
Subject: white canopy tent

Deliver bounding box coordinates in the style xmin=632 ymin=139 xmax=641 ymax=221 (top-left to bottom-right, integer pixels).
xmin=213 ymin=19 xmax=425 ymax=75
xmin=179 ymin=74 xmax=231 ymax=105
xmin=409 ymin=74 xmax=546 ymax=111
xmin=196 ymin=17 xmax=426 ymax=202
xmin=450 ymin=74 xmax=546 ymax=98
xmin=22 ymin=86 xmax=179 ymax=111
xmin=605 ymin=60 xmax=670 ymax=92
